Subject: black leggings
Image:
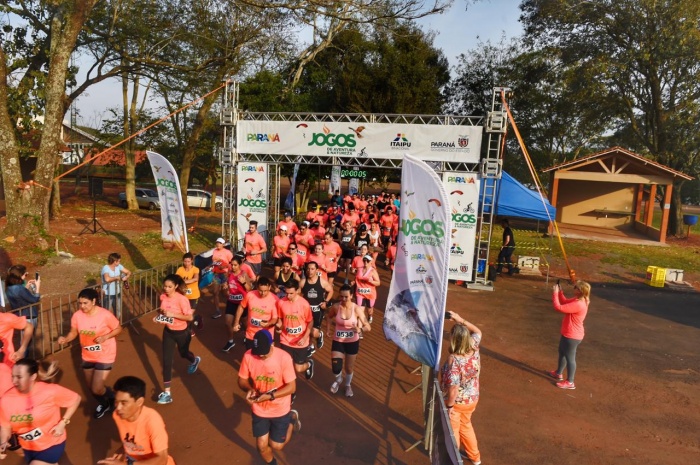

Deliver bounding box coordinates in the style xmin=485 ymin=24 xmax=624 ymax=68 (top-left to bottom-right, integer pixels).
xmin=162 ymin=327 xmax=195 ymax=383
xmin=557 ymin=335 xmax=582 ymax=382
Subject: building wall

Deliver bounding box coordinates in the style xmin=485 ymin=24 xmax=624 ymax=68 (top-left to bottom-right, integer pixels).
xmin=557 ymin=180 xmax=636 ymax=228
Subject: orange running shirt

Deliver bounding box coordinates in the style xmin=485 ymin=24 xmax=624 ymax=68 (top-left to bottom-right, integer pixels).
xmin=245 ymin=231 xmax=267 ymax=264
xmin=112 ymin=406 xmax=175 ymax=464
xmin=351 ymin=256 xmax=365 ymax=273
xmin=157 ymin=293 xmax=192 ymax=331
xmin=0 ymin=313 xmax=27 ymax=368
xmin=277 ymin=219 xmax=298 ymax=235
xmin=293 ymin=231 xmax=315 ymax=259
xmin=239 ymin=347 xmax=296 ymax=418
xmin=277 ymin=297 xmax=313 ymax=347
xmin=355 ymin=266 xmax=378 ymax=300
xmin=212 ymin=248 xmax=233 ymax=274
xmin=71 ymin=307 xmax=120 ymax=363
xmin=272 ymin=235 xmax=290 ymax=258
xmin=176 ymin=265 xmax=200 ymax=300
xmin=323 ymin=241 xmax=342 ymax=273
xmin=0 ymin=382 xmax=80 ymax=451
xmin=241 ymin=291 xmax=279 ymax=340
xmin=306 ymin=253 xmax=328 ymax=281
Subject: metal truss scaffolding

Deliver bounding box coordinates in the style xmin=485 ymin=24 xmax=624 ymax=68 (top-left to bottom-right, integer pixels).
xmin=219 ymin=80 xmax=508 ymax=286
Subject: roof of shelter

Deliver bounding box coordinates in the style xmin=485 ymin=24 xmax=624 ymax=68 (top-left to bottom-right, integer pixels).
xmin=542 ymin=146 xmax=693 ymax=181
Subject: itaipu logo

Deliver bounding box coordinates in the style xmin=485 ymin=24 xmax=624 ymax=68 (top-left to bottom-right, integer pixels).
xmin=390 ymin=133 xmax=411 ymax=149
xmin=416 ymin=264 xmax=427 ymax=274
xmin=306 ymin=124 xmax=357 ymax=148
xmin=247 ymin=133 xmax=280 ymax=143
xmin=450 ymin=243 xmax=465 ymax=255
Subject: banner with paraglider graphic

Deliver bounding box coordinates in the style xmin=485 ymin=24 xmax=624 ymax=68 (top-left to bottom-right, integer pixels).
xmin=384 ymin=154 xmax=451 ymax=369
xmin=147 ymin=151 xmax=189 ymax=253
xmin=443 ymin=172 xmax=479 ymax=281
xmin=237 ymin=163 xmax=268 ymax=245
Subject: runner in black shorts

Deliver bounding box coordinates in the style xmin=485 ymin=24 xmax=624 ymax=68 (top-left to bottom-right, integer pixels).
xmin=339 ymin=221 xmax=356 ymax=283
xmin=275 ymin=280 xmax=315 ymax=380
xmin=222 ymin=256 xmax=252 ymax=353
xmin=299 ymin=262 xmax=333 ymax=354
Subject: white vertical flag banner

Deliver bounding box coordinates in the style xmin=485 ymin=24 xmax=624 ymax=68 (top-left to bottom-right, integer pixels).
xmin=0 ymin=277 xmax=6 ymax=308
xmin=329 ymin=165 xmax=341 ymax=195
xmin=348 ymin=177 xmax=360 ymax=195
xmin=146 ymin=151 xmax=189 ymax=253
xmin=384 ymin=154 xmax=451 ymax=369
xmin=284 ymin=163 xmax=299 ymax=214
xmin=237 ymin=162 xmax=269 ymax=243
xmin=443 ymin=172 xmax=479 ymax=281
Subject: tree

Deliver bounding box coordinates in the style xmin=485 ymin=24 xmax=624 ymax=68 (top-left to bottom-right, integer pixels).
xmin=520 ymin=0 xmax=700 ymax=235
xmin=1 ymin=0 xmax=100 ymax=235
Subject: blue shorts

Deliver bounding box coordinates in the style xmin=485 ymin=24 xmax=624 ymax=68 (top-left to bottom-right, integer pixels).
xmin=24 ymin=441 xmax=65 ymax=464
xmin=214 ymin=273 xmax=228 ymax=285
xmin=252 ymin=411 xmax=293 ymax=443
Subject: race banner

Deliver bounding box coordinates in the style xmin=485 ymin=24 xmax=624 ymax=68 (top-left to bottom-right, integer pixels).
xmin=443 ymin=172 xmax=479 ymax=281
xmin=348 ymin=176 xmax=359 ymax=195
xmin=237 ymin=121 xmax=482 ymax=163
xmin=237 ymin=162 xmax=268 ymax=243
xmin=384 ymin=154 xmax=451 ymax=369
xmin=329 ymin=165 xmax=341 ymax=195
xmin=146 ymin=151 xmax=188 ymax=253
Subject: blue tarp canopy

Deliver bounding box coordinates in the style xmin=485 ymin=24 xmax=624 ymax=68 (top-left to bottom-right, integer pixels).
xmin=481 ymin=171 xmax=556 ymax=221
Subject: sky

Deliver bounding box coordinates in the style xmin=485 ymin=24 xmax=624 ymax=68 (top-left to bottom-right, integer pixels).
xmin=72 ymin=0 xmax=523 ymax=127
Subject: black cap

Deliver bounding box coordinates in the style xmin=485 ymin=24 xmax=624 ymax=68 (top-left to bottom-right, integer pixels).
xmin=251 ymin=330 xmax=272 ymax=356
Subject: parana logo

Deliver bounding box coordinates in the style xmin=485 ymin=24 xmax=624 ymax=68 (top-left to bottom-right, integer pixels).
xmin=156 ymin=179 xmax=177 ymax=189
xmin=401 ymin=210 xmax=445 ymax=238
xmin=241 ymin=165 xmax=265 ymax=172
xmin=247 ymin=133 xmax=280 ymax=142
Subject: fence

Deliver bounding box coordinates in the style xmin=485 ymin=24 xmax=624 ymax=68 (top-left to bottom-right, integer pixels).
xmin=4 ymin=260 xmax=182 ymax=360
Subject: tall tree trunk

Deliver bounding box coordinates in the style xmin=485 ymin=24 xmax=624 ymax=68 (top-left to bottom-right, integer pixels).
xmin=669 ymin=185 xmax=683 ymax=237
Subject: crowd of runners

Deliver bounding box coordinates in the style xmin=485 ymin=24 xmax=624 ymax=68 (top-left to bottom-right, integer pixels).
xmin=0 ymin=191 xmax=404 ymax=465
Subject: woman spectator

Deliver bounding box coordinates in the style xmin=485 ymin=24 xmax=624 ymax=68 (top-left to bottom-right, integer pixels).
xmin=0 ymin=358 xmax=81 ymax=465
xmin=101 ymin=253 xmax=131 ymax=320
xmin=155 ymin=274 xmax=201 ymax=404
xmin=440 ymin=311 xmax=482 ymax=465
xmin=57 ymin=288 xmax=122 ymax=419
xmin=4 ymin=265 xmax=40 ymax=327
xmin=548 ymin=280 xmax=591 ymax=390
xmin=326 ymin=285 xmax=371 ymax=398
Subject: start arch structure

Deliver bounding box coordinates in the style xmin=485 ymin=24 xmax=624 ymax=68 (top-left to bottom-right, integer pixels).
xmin=219 ymin=81 xmax=509 ymax=287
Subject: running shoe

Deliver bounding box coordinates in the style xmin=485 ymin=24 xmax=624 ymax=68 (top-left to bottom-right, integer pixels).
xmin=157 ymin=391 xmax=173 ymax=404
xmin=330 ymin=375 xmax=343 ymax=394
xmin=93 ymin=402 xmax=112 ymax=419
xmin=308 ymin=344 xmax=317 ymax=356
xmin=211 ymin=311 xmax=222 ymax=319
xmin=290 ymin=409 xmax=301 ymax=432
xmin=317 ymin=332 xmax=324 ymax=350
xmin=188 ymin=356 xmax=201 ymax=374
xmin=345 ymin=385 xmax=354 ymax=397
xmin=368 ymin=315 xmax=373 ymax=324
xmin=305 ymin=359 xmax=315 ymax=380
xmin=222 ymin=341 xmax=235 ymax=352
xmin=547 ymin=370 xmax=564 ymax=381
xmin=556 ymin=380 xmax=576 ymax=390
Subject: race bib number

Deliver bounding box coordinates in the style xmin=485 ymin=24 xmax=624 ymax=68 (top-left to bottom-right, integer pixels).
xmin=228 ymin=294 xmax=243 ymax=302
xmin=185 ymin=288 xmax=192 ymax=295
xmin=19 ymin=428 xmax=43 ymax=442
xmin=250 ymin=318 xmax=262 ymax=327
xmin=285 ymin=326 xmax=303 ymax=335
xmin=297 ymin=250 xmax=306 ymax=257
xmin=84 ymin=344 xmax=102 ymax=352
xmin=310 ymin=305 xmax=321 ymax=312
xmin=155 ymin=314 xmax=175 ymax=325
xmin=336 ymin=330 xmax=355 ymax=339
xmin=358 ymin=287 xmax=371 ymax=295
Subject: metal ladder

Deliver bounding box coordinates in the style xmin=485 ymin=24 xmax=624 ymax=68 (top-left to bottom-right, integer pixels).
xmin=472 ymin=87 xmax=509 ymax=288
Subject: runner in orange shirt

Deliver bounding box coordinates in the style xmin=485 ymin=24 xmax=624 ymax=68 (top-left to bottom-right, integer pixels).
xmin=0 ymin=312 xmax=33 ymax=368
xmin=0 ymin=359 xmax=80 ymax=465
xmin=57 ymin=288 xmax=122 ymax=419
xmin=176 ymin=252 xmax=201 ymax=336
xmin=211 ymin=237 xmax=233 ymax=319
xmin=244 ymin=220 xmax=267 ymax=276
xmin=286 ymin=245 xmax=306 ymax=276
xmin=277 ymin=211 xmax=299 ymax=236
xmin=309 ymin=221 xmax=325 ymax=242
xmin=275 ymin=280 xmax=314 ymax=380
xmin=272 ymin=226 xmax=291 ymax=279
xmin=322 ymin=232 xmax=342 ymax=287
xmin=99 ymin=376 xmax=175 ymax=465
xmin=342 ymin=204 xmax=361 ymax=228
xmin=306 ymin=243 xmax=329 ymax=281
xmin=234 ymin=277 xmax=279 ymax=350
xmin=155 ymin=274 xmax=201 ymax=405
xmin=238 ymin=331 xmax=300 ymax=465
xmin=293 ymin=222 xmax=315 ymax=260
xmin=351 ymin=244 xmax=371 ymax=274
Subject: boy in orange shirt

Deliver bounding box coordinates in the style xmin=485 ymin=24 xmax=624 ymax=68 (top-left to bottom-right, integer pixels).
xmin=99 ymin=376 xmax=175 ymax=465
xmin=275 ymin=280 xmax=314 ymax=380
xmin=238 ymin=331 xmax=300 ymax=465
xmin=234 ymin=277 xmax=279 ymax=350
